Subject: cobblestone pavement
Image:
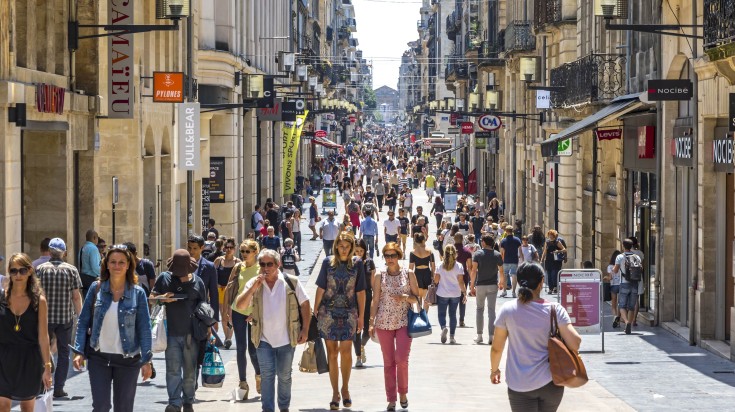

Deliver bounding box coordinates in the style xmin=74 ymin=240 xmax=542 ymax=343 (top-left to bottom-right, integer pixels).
xmin=33 ymin=182 xmax=735 ymax=412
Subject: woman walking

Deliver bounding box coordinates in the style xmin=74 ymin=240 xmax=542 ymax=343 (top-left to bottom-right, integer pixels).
xmin=386 ymin=187 xmax=398 ymax=213
xmin=438 ymin=172 xmax=448 ymax=199
xmin=292 ymin=209 xmax=303 ymax=254
xmin=314 ymin=232 xmax=366 ymax=410
xmin=408 ymin=233 xmax=436 ymax=312
xmin=369 ymin=243 xmax=420 ymax=411
xmin=606 ymin=250 xmax=622 ymax=328
xmin=540 ymin=230 xmax=566 ymax=294
xmin=353 ymin=239 xmax=376 ymax=368
xmin=72 ymin=245 xmax=153 ymax=412
xmin=491 ymin=262 xmax=581 ymax=411
xmin=0 ymin=253 xmax=52 ymax=411
xmin=309 ymin=197 xmax=320 ymax=240
xmin=375 ymin=177 xmax=385 ymax=210
xmin=434 ymin=245 xmax=467 ymax=344
xmin=223 ymin=240 xmax=261 ymax=398
xmin=430 ymin=195 xmax=446 ymax=230
xmin=214 ymin=238 xmax=241 ymax=348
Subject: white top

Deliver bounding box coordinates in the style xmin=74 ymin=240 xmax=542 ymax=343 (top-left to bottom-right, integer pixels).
xmin=99 ymin=301 xmax=124 ymax=355
xmin=607 ymin=264 xmax=621 ymax=285
xmin=436 ymin=262 xmax=464 ymax=298
xmin=384 ymin=218 xmax=401 ymax=235
xmin=292 ymin=217 xmax=301 ymax=233
xmin=245 ymin=272 xmax=309 ymax=348
xmin=324 ymin=174 xmax=332 ymax=184
xmin=520 ymin=245 xmax=537 ymax=262
xmin=403 ymin=192 xmax=413 ymax=207
xmin=254 ymin=211 xmax=264 ymax=232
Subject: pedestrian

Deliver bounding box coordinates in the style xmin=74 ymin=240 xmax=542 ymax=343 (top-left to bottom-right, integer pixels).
xmin=279 ymin=238 xmax=301 ymax=278
xmin=234 ymin=249 xmax=312 ymax=412
xmin=430 ymin=195 xmax=446 ymax=230
xmin=32 ymin=237 xmax=52 ymax=270
xmin=529 ymin=225 xmax=545 ymax=252
xmin=606 ymin=250 xmax=623 ymax=328
xmin=213 ymin=238 xmax=241 ymax=348
xmin=471 ymin=209 xmax=485 ymax=240
xmin=314 ymin=232 xmax=366 ymax=410
xmin=79 ymin=229 xmax=102 ymax=297
xmin=292 ymin=209 xmax=303 ymax=254
xmin=540 ymin=230 xmax=566 ymax=295
xmin=360 ymin=211 xmax=379 ymax=259
xmin=386 ymin=187 xmax=397 ymax=213
xmin=36 ymin=237 xmax=83 ymax=399
xmin=453 ymin=233 xmax=473 ymax=327
xmin=320 ymin=210 xmax=340 ymax=257
xmin=408 ymin=232 xmax=436 ymax=312
xmin=629 ymin=236 xmax=644 ymax=327
xmin=72 ymin=245 xmax=153 ymax=412
xmin=201 ymin=218 xmax=219 ymax=239
xmin=435 ymin=244 xmax=467 ymax=344
xmin=469 ymin=234 xmax=505 ymax=344
xmin=123 ymin=242 xmax=156 ymax=296
xmin=383 ymin=210 xmax=400 ymax=245
xmin=368 ymin=242 xmax=419 ymax=411
xmin=375 ymin=178 xmax=385 ymax=210
xmin=222 ymin=240 xmax=261 ymax=399
xmin=400 ymin=184 xmax=413 ymax=215
xmin=280 ymin=211 xmax=294 ymax=241
xmin=612 ymin=239 xmax=642 ymax=334
xmin=262 ymin=226 xmax=282 ymax=251
xmin=500 ymin=225 xmax=522 ymax=297
xmin=491 ymin=262 xmax=582 ymax=412
xmin=188 ymin=235 xmax=220 ymax=338
xmin=266 ymin=203 xmax=281 ymax=237
xmin=98 ymin=238 xmax=108 ymax=260
xmin=457 ymin=213 xmax=471 ymax=236
xmin=519 ymin=235 xmax=539 ymax=263
xmin=0 ymin=253 xmax=52 ymax=410
xmin=353 ymin=239 xmax=376 ymax=368
xmin=424 ymin=171 xmax=436 ymax=199
xmin=252 ymin=205 xmax=265 ymax=234
xmin=397 ymin=208 xmax=410 ymax=256
xmin=348 ymin=198 xmax=362 ymax=235
xmin=308 ymin=198 xmax=319 ymax=240
xmin=488 ymin=198 xmax=500 ymax=223
xmin=465 ymin=234 xmax=480 ymax=254
xmin=151 ymin=249 xmax=207 ymax=412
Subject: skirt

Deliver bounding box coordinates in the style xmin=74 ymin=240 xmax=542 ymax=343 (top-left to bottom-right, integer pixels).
xmin=0 ymin=343 xmax=44 ymax=401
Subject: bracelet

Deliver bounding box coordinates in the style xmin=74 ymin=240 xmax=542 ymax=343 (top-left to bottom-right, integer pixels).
xmin=491 ymin=369 xmax=501 ymax=375
xmin=45 ymin=362 xmax=53 ymax=369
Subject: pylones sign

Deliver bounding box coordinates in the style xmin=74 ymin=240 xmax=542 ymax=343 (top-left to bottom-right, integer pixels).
xmin=178 ymin=103 xmax=200 ymax=171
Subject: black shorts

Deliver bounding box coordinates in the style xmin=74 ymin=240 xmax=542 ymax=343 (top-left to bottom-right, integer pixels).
xmin=415 ymin=270 xmax=433 ymax=289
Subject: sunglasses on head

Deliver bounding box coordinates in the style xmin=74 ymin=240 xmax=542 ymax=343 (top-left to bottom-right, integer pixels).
xmin=9 ymin=267 xmax=31 ymax=276
xmin=259 ymin=261 xmax=276 ymax=268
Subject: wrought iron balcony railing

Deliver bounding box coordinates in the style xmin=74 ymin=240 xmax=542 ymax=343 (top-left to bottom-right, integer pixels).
xmin=445 ymin=57 xmax=469 ymax=80
xmin=477 ymin=39 xmax=505 ymax=68
xmin=703 ymin=0 xmax=735 ymax=53
xmin=549 ymin=53 xmax=626 ymax=107
xmin=504 ymin=21 xmax=536 ymax=53
xmin=534 ymin=0 xmax=562 ymax=30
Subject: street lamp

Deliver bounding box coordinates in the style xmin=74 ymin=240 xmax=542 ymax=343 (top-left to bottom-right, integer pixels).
xmin=446 ymin=98 xmax=456 ymax=111
xmin=469 ymin=92 xmax=480 ymax=111
xmin=485 ymin=89 xmax=500 ymax=110
xmin=295 ymin=64 xmax=309 ymax=82
xmin=308 ymin=76 xmax=318 ymax=90
xmin=244 ymin=74 xmax=264 ymax=98
xmin=456 ymin=99 xmax=465 ymax=111
xmin=278 ymin=51 xmax=296 ymax=72
xmin=519 ymin=56 xmax=540 ymax=83
xmin=594 ymin=0 xmax=620 ymax=19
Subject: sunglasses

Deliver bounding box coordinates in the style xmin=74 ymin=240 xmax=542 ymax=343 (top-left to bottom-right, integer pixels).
xmin=241 ymin=249 xmax=255 ymax=254
xmin=9 ymin=267 xmax=31 ymax=276
xmin=383 ymin=254 xmax=399 ymax=259
xmin=259 ymin=261 xmax=276 ymax=268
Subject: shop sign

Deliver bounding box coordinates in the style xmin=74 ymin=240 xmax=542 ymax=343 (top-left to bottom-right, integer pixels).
xmin=729 ymin=93 xmax=735 ymax=132
xmin=647 ymin=79 xmax=693 ymax=101
xmin=595 ymin=128 xmax=622 ymax=141
xmin=448 ymin=127 xmax=460 ymax=135
xmin=450 ymin=113 xmax=458 ymax=125
xmin=536 ymin=90 xmax=551 ymax=109
xmin=153 ymin=72 xmax=185 ymax=103
xmin=281 ymin=101 xmax=298 ymax=122
xmin=315 ymin=130 xmax=327 ymax=138
xmin=637 ymin=126 xmax=656 ymax=159
xmin=557 ymin=138 xmax=572 ymax=156
xmin=178 ymin=102 xmax=200 ymax=170
xmin=36 ymin=84 xmax=65 ymax=114
xmin=712 ymin=134 xmax=735 ymax=173
xmin=478 ymin=114 xmax=502 ymax=131
xmin=108 ymin=0 xmax=134 ymax=118
xmin=201 ymin=178 xmax=210 ymax=229
xmin=671 ymin=135 xmax=694 ymax=167
xmin=461 ymin=122 xmax=474 ymax=134
xmin=559 ymin=269 xmax=603 ymax=335
xmin=475 ymin=131 xmax=490 ymax=149
xmin=257 ymin=99 xmax=285 ymax=121
xmin=209 ymin=157 xmax=225 ymax=203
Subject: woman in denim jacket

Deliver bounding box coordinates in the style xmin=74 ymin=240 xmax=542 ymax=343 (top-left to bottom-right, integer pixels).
xmin=72 ymin=245 xmax=153 ymax=412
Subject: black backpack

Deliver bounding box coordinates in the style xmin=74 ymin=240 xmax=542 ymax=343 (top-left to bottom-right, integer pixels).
xmin=251 ymin=212 xmax=257 ymax=230
xmin=623 ymin=252 xmax=643 ymax=281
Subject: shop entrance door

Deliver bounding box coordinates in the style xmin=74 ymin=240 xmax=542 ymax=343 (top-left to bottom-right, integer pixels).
xmin=628 ymin=171 xmax=658 ymax=314
xmin=674 ymin=168 xmax=692 ymax=326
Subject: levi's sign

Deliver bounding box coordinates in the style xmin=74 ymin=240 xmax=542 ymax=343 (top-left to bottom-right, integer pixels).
xmin=648 ymin=80 xmax=693 ymax=101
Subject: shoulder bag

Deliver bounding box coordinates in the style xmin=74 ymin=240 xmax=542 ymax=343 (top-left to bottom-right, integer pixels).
xmin=548 ymin=305 xmax=588 ymax=388
xmin=407 ymin=296 xmax=432 ymax=338
xmin=425 ymin=282 xmax=438 ymax=306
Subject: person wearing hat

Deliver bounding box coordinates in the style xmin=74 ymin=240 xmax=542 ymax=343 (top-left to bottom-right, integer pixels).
xmin=151 ymin=250 xmax=207 ymax=412
xmin=499 ymin=225 xmax=522 ymax=298
xmin=36 ymin=237 xmax=83 ymax=398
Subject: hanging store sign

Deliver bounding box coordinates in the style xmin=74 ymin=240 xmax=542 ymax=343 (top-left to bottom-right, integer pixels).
xmin=637 ymin=126 xmax=656 ymax=159
xmin=153 ymin=72 xmax=185 ymax=103
xmin=474 ymin=132 xmax=487 ymax=149
xmin=729 ymin=93 xmax=735 ymax=132
xmin=671 ymin=126 xmax=694 ymax=167
xmin=108 ymin=0 xmax=134 ymax=118
xmin=647 ymin=79 xmax=693 ymax=101
xmin=536 ymin=90 xmax=551 ymax=109
xmin=461 ymin=122 xmax=475 ymax=134
xmin=595 ymin=128 xmax=622 ymax=141
xmin=178 ymin=102 xmax=200 ymax=170
xmin=36 ymin=84 xmax=65 ymax=114
xmin=201 ymin=178 xmax=210 ymax=229
xmin=478 ymin=114 xmax=502 ymax=131
xmin=712 ymin=132 xmax=735 ymax=173
xmin=557 ymin=138 xmax=572 ymax=157
xmin=209 ymin=157 xmax=225 ymax=203
xmin=257 ymin=99 xmax=286 ymax=121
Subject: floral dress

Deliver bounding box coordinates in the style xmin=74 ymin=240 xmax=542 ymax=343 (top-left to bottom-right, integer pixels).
xmin=316 ymin=257 xmax=366 ymax=341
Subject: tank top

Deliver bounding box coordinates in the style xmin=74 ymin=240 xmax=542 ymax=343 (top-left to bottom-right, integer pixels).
xmin=292 ymin=217 xmax=301 ymax=233
xmin=375 ymin=269 xmax=410 ymax=330
xmin=216 ymin=260 xmax=234 ymax=286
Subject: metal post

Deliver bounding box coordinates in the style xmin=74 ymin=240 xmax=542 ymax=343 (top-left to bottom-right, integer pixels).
xmin=112 ymin=176 xmax=119 ymax=244
xmin=186 ymin=2 xmax=195 ymax=238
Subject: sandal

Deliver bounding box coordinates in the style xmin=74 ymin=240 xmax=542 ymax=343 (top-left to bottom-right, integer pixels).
xmin=342 ymin=390 xmax=352 ymax=408
xmin=330 ymin=395 xmax=341 ymax=410
xmin=387 ymin=402 xmax=396 ymax=411
xmin=400 ymin=397 xmax=408 ymax=409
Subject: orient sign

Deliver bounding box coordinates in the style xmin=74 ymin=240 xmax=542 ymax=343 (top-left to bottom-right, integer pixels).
xmin=108 ymin=0 xmax=134 ymax=118
xmin=647 ymin=80 xmax=693 ymax=101
xmin=712 ymin=134 xmax=734 ymax=173
xmin=461 ymin=122 xmax=474 ymax=134
xmin=153 ymin=72 xmax=185 ymax=103
xmin=478 ymin=114 xmax=502 ymax=131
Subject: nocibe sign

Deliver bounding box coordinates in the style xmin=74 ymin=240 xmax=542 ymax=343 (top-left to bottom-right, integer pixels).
xmin=647 ymin=80 xmax=693 ymax=101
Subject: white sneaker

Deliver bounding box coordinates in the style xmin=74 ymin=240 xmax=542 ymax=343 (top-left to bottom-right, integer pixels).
xmin=499 ymin=291 xmax=507 ymax=297
xmin=449 ymin=336 xmax=456 ymax=344
xmin=441 ymin=327 xmax=448 ymax=344
xmin=355 ymin=359 xmax=363 ymax=368
xmin=474 ymin=335 xmax=483 ymax=344
xmin=512 ymin=291 xmax=517 ymax=298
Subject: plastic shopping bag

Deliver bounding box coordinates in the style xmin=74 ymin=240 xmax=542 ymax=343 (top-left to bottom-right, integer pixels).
xmin=201 ymin=340 xmax=226 ymax=388
xmin=34 ymin=390 xmax=53 ymax=412
xmin=150 ymin=304 xmax=167 ymax=353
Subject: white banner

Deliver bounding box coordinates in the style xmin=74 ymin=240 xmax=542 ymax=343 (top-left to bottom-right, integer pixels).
xmin=178 ymin=103 xmax=200 ymax=170
xmin=108 ymin=0 xmax=134 ymax=118
xmin=536 ymin=90 xmax=550 ymax=109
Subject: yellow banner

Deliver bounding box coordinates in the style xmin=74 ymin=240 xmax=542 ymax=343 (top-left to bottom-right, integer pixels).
xmin=283 ymin=111 xmax=308 ymax=195
xmin=281 ymin=120 xmax=296 ymax=195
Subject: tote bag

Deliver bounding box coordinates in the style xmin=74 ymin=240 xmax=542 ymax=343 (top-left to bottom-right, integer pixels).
xmin=407 ymin=297 xmax=432 ymax=338
xmin=150 ymin=304 xmax=167 ymax=353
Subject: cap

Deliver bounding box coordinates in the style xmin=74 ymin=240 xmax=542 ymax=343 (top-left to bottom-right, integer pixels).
xmin=49 ymin=238 xmax=66 ymax=252
xmin=166 ymin=249 xmax=198 ymax=277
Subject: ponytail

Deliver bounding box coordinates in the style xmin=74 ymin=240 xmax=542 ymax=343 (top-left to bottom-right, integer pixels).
xmin=516 ymin=261 xmax=545 ymax=304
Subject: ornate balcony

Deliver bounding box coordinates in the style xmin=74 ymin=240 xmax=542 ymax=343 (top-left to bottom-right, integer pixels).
xmin=703 ymin=0 xmax=735 ymax=60
xmin=343 ymin=18 xmax=357 ymax=33
xmin=464 ymin=31 xmax=482 ymax=59
xmin=504 ymin=21 xmax=536 ymax=53
xmin=477 ymin=39 xmax=505 ymax=69
xmin=534 ymin=0 xmax=562 ymax=30
xmin=549 ymin=54 xmax=626 ymax=107
xmin=445 ymin=58 xmax=469 ymax=82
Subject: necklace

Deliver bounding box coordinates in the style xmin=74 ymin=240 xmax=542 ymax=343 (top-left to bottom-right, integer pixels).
xmin=13 ymin=313 xmax=21 ymax=332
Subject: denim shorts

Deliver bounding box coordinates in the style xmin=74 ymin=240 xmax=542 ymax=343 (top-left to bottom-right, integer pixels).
xmin=610 ymin=285 xmax=620 ymax=294
xmin=503 ymin=264 xmax=518 ymax=276
xmin=617 ymin=282 xmax=638 ymax=310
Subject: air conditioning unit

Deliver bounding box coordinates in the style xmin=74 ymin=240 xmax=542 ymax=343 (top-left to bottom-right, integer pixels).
xmin=156 ymin=0 xmax=189 ymax=19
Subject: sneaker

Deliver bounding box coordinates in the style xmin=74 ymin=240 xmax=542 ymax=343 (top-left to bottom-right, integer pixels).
xmin=449 ymin=336 xmax=456 ymax=344
xmin=53 ymin=390 xmax=68 ymax=399
xmin=473 ymin=335 xmax=483 ymax=344
xmin=355 ymin=358 xmax=363 ymax=368
xmin=360 ymin=345 xmax=366 ymax=363
xmin=224 ymin=339 xmax=232 ymax=349
xmin=499 ymin=291 xmax=507 ymax=298
xmin=183 ymin=404 xmax=194 ymax=412
xmin=441 ymin=327 xmax=448 ymax=344
xmin=625 ymin=322 xmax=632 ymax=335
xmin=239 ymin=381 xmax=250 ymax=400
xmin=612 ymin=316 xmax=620 ymax=328
xmin=512 ymin=291 xmax=517 ymax=298
xmin=165 ymin=405 xmax=181 ymax=412
xmin=459 ymin=321 xmax=466 ymax=327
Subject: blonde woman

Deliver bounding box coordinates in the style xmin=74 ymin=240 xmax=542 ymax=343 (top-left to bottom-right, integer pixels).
xmin=214 ymin=238 xmax=241 ymax=348
xmin=434 ymin=245 xmax=467 ymax=344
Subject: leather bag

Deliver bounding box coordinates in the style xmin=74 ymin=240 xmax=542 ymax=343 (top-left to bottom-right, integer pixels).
xmin=407 ymin=297 xmax=432 ymax=338
xmin=548 ymin=305 xmax=588 ymax=388
xmin=425 ymin=283 xmax=438 ymax=305
xmin=299 ymin=341 xmax=318 ymax=373
xmin=313 ymin=336 xmax=329 ymax=374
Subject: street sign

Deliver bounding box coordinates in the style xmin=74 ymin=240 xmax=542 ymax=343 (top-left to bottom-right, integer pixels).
xmin=448 ymin=127 xmax=460 ymax=135
xmin=558 ymin=269 xmax=603 ymax=337
xmin=536 ymin=90 xmax=551 ymax=109
xmin=315 ymin=130 xmax=327 ymax=138
xmin=461 ymin=122 xmax=474 ymax=134
xmin=423 ymin=139 xmax=431 ymax=147
xmin=557 ymin=138 xmax=572 ymax=156
xmin=478 ymin=114 xmax=502 ymax=131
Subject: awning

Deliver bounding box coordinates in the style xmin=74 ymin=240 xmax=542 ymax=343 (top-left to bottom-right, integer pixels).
xmin=435 ymin=145 xmax=468 ymax=157
xmin=540 ymin=93 xmax=647 ymax=157
xmin=421 ymin=137 xmax=452 ymax=148
xmin=312 ymin=136 xmax=343 ymax=150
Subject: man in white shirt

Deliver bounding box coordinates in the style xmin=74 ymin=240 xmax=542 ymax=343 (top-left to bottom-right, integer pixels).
xmin=324 ymin=172 xmax=333 ymax=187
xmin=383 ymin=210 xmax=400 ymax=244
xmin=319 ymin=211 xmax=340 ymax=256
xmin=253 ymin=204 xmax=265 ymax=233
xmin=235 ymin=249 xmax=311 ymax=412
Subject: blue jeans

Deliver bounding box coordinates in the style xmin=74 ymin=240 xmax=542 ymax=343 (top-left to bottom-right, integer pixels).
xmin=256 ymin=341 xmax=296 ymax=412
xmin=545 ymin=266 xmax=561 ymax=291
xmin=165 ymin=335 xmax=199 ymax=407
xmin=437 ymin=296 xmax=461 ymax=336
xmin=618 ymin=282 xmax=639 ymax=310
xmin=363 ymin=234 xmax=376 ymax=258
xmin=385 ymin=234 xmax=398 ymax=244
xmin=87 ymin=354 xmax=139 ymax=412
xmin=232 ymin=311 xmax=260 ymax=382
xmin=504 ymin=264 xmax=518 ymax=290
xmin=323 ymin=239 xmax=335 ymax=256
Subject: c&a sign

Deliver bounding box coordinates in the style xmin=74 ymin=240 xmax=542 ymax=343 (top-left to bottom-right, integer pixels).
xmin=108 ymin=0 xmax=134 ymax=118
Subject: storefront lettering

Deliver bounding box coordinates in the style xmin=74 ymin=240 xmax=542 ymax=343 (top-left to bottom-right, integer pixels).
xmin=712 ymin=138 xmax=734 ymax=164
xmin=672 ymin=136 xmax=692 ymax=159
xmin=107 ymin=0 xmax=134 ymax=119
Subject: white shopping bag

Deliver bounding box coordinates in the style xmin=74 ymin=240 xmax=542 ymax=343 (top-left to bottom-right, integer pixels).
xmin=150 ymin=304 xmax=167 ymax=353
xmin=34 ymin=390 xmax=53 ymax=412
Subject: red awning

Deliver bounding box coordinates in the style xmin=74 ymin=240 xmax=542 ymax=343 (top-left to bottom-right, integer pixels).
xmin=312 ymin=136 xmax=343 ymax=150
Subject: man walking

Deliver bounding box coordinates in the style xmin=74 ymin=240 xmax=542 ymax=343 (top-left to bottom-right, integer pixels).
xmin=320 ymin=210 xmax=340 ymax=256
xmin=360 ymin=212 xmax=379 ymax=259
xmin=37 ymin=238 xmax=83 ymax=398
xmin=78 ymin=229 xmax=101 ymax=297
xmin=32 ymin=237 xmax=52 ymax=269
xmin=613 ymin=238 xmax=643 ymax=334
xmin=187 ymin=235 xmax=220 ymax=337
xmin=499 ymin=225 xmax=522 ymax=298
xmin=469 ymin=234 xmax=504 ymax=344
xmin=383 ymin=210 xmax=400 ymax=244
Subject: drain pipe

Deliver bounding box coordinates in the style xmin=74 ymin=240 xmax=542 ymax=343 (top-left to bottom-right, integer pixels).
xmin=687 ymin=0 xmax=699 ymax=346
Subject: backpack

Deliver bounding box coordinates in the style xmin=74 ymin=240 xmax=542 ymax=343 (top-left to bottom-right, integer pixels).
xmin=251 ymin=212 xmax=257 ymax=230
xmin=623 ymin=252 xmax=643 ymax=281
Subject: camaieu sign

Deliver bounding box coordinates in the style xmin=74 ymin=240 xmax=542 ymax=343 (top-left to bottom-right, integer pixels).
xmin=647 ymin=80 xmax=693 ymax=101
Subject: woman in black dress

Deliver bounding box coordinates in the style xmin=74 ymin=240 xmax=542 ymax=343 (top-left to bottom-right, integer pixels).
xmin=353 ymin=239 xmax=376 ymax=368
xmin=0 ymin=253 xmax=52 ymax=410
xmin=408 ymin=233 xmax=436 ymax=313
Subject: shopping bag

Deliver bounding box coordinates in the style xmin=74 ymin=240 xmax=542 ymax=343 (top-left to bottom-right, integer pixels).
xmin=407 ymin=298 xmax=432 ymax=338
xmin=299 ymin=342 xmax=318 ymax=373
xmin=313 ymin=337 xmax=329 ymax=374
xmin=425 ymin=283 xmax=438 ymax=306
xmin=34 ymin=390 xmax=53 ymax=412
xmin=201 ymin=341 xmax=226 ymax=388
xmin=150 ymin=304 xmax=167 ymax=353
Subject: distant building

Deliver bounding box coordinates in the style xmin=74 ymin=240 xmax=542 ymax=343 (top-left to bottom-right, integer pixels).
xmin=374 ymin=86 xmax=400 ymax=123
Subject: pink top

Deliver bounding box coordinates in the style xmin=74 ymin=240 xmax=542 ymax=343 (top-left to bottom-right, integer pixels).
xmin=375 ymin=268 xmax=411 ymax=330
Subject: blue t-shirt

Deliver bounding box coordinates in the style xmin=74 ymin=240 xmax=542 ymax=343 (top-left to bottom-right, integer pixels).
xmin=500 ymin=236 xmax=522 ymax=264
xmin=262 ymin=236 xmax=281 ymax=251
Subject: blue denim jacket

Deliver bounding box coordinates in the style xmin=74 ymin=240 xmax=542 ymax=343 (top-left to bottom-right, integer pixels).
xmin=72 ymin=280 xmax=153 ymax=363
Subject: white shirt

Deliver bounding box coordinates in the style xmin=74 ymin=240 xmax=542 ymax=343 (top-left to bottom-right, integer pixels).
xmin=245 ymin=272 xmax=309 ymax=348
xmin=324 ymin=174 xmax=332 ymax=184
xmin=383 ymin=218 xmax=401 ymax=235
xmin=254 ymin=211 xmax=264 ymax=232
xmin=436 ymin=262 xmax=464 ymax=298
xmin=403 ymin=192 xmax=413 ymax=207
xmin=99 ymin=301 xmax=124 ymax=355
xmin=607 ymin=264 xmax=621 ymax=286
xmin=520 ymin=245 xmax=537 ymax=262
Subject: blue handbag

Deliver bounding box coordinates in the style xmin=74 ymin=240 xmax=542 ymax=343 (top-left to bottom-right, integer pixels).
xmin=407 ymin=297 xmax=432 ymax=338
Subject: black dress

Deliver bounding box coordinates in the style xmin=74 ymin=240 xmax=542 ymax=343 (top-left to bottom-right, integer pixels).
xmin=0 ymin=299 xmax=44 ymax=400
xmin=410 ymin=252 xmax=435 ymax=289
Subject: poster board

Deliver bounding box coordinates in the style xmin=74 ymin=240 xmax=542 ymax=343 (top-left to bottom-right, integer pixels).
xmin=444 ymin=192 xmax=458 ymax=211
xmin=558 ymin=269 xmax=604 ymax=352
xmin=322 ymin=187 xmax=338 ymax=211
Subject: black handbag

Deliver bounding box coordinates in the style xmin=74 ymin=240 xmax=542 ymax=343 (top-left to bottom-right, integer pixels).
xmin=192 ymin=301 xmax=217 ymax=341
